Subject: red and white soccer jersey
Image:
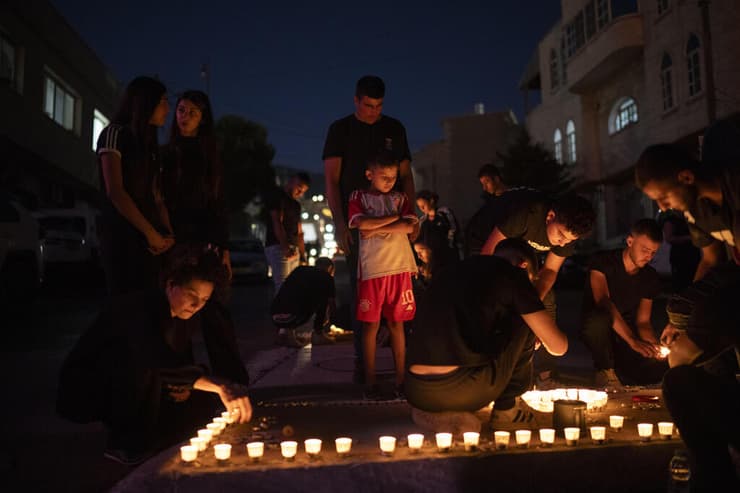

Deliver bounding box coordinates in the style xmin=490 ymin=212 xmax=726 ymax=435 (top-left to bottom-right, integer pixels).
xmin=348 ymin=189 xmax=418 ymax=281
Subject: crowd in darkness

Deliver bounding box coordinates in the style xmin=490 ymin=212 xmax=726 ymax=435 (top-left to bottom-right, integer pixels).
xmin=54 ymin=74 xmax=738 ymax=491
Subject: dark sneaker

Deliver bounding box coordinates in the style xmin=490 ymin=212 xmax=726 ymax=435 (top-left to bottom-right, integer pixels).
xmin=103 ymin=447 xmax=152 ymax=466
xmin=363 ymin=384 xmax=384 ymax=401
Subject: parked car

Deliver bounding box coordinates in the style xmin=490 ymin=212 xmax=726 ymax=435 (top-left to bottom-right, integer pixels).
xmin=34 ymin=207 xmax=100 ymax=265
xmin=229 ymin=238 xmax=269 ymax=281
xmin=0 ymin=196 xmax=44 ymax=304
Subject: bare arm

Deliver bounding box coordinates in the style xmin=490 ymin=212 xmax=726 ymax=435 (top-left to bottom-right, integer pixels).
xmin=521 ymin=310 xmax=568 ymax=356
xmin=535 ymin=252 xmax=565 ymax=300
xmin=635 ymin=298 xmax=658 ymax=344
xmin=296 ymin=222 xmax=306 ymax=262
xmin=193 ymin=376 xmax=252 ymax=423
xmin=480 ymin=226 xmax=507 ymax=256
xmin=270 ymin=209 xmax=296 ymax=259
xmin=352 ymin=214 xmax=402 ymax=230
xmin=100 ymin=152 xmax=173 ymax=254
xmin=324 ymin=157 xmax=352 ymax=254
xmin=399 ymin=158 xmax=418 ymax=241
xmin=694 ymin=242 xmax=725 ymax=281
xmin=366 ymin=219 xmax=415 ymax=235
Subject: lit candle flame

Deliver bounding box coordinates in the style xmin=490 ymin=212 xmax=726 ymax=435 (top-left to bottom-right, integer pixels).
xmin=659 ymin=346 xmax=670 ymax=358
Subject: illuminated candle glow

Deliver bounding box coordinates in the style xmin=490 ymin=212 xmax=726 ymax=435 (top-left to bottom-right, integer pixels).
xmin=379 ymin=436 xmax=396 ymax=455
xmin=247 ymin=441 xmax=264 ymax=460
xmin=659 ymin=346 xmax=671 ymax=358
xmin=190 ymin=436 xmax=207 ymax=452
xmin=539 ymin=428 xmax=555 ymax=446
xmin=214 ymin=443 xmax=231 ymax=460
xmin=637 ymin=423 xmax=653 ymax=442
xmin=213 ymin=417 xmax=227 ymax=430
xmin=463 ymin=432 xmax=480 ymax=451
xmin=304 ymin=438 xmax=322 ymax=456
xmin=609 ymin=415 xmax=624 ymax=431
xmin=564 ymin=427 xmax=580 ymax=446
xmin=590 ymin=426 xmax=606 ymax=444
xmin=198 ymin=428 xmax=213 ymax=443
xmin=335 ymin=437 xmax=352 ymax=455
xmin=180 ymin=445 xmax=198 ymax=462
xmin=207 ymin=422 xmax=222 ymax=436
xmin=658 ymin=422 xmax=674 ymax=439
xmin=281 ymin=441 xmax=298 ymax=460
xmin=494 ymin=431 xmax=510 ymax=450
xmin=515 ymin=429 xmax=531 ymax=448
xmin=408 ymin=433 xmax=424 ymax=451
xmin=435 ymin=432 xmax=453 ymax=451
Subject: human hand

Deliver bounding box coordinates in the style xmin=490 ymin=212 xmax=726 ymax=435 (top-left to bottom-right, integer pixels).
xmin=147 ymin=232 xmax=175 ymax=255
xmin=629 ymin=338 xmax=660 ymax=358
xmin=282 ymin=246 xmax=299 ymax=261
xmin=409 ymin=222 xmax=420 ymax=242
xmin=336 ymin=224 xmax=353 ymax=255
xmin=165 ymin=384 xmax=191 ymax=402
xmin=217 ymin=382 xmax=253 ymax=424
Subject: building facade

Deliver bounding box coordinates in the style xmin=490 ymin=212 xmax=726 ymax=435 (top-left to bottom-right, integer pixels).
xmin=1 ymin=0 xmax=119 ymax=209
xmin=412 ymin=109 xmax=521 ymax=228
xmin=519 ymin=0 xmax=740 ymax=246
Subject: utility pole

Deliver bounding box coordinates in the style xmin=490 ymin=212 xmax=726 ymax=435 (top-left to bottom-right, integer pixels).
xmin=200 ymin=59 xmax=211 ymax=95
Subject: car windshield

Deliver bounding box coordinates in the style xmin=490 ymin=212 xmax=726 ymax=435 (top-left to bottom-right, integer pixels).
xmin=229 ymin=241 xmax=263 ymax=253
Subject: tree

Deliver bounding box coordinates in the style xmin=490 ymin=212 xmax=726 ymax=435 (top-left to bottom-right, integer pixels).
xmin=497 ymin=128 xmax=574 ymax=197
xmin=215 ymin=115 xmax=276 ymax=212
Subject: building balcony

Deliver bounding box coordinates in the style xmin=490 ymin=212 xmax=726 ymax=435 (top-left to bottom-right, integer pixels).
xmin=567 ymin=13 xmax=643 ymax=94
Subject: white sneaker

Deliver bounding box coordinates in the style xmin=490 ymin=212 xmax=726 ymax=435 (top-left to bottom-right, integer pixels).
xmin=594 ymin=368 xmax=625 ymax=393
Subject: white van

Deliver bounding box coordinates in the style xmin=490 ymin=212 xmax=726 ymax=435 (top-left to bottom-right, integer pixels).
xmin=34 ymin=205 xmax=101 ymax=265
xmin=0 ymin=197 xmax=44 ymax=302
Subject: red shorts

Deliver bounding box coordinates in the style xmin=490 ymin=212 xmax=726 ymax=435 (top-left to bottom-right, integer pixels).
xmin=357 ymin=272 xmax=416 ymax=323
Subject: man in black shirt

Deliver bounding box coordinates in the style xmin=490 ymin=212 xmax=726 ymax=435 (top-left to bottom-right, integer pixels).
xmin=264 ymin=172 xmax=310 ymax=293
xmin=404 ymin=239 xmax=568 ymax=434
xmin=580 ymin=219 xmax=668 ymax=391
xmin=635 ymin=126 xmax=740 ymax=280
xmin=322 ymin=75 xmax=415 ymax=382
xmin=271 ymin=257 xmax=337 ymax=348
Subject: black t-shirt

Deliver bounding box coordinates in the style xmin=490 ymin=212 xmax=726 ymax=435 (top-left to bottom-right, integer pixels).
xmin=96 ymin=124 xmax=163 ymax=238
xmin=270 ymin=266 xmax=335 ymax=319
xmin=264 ymin=186 xmax=301 ymax=247
xmin=160 ymin=136 xmax=228 ymax=247
xmin=686 ymin=165 xmax=740 ymax=257
xmin=322 ymin=114 xmax=411 ymax=219
xmin=582 ymin=249 xmax=661 ymax=324
xmin=466 ymin=188 xmax=575 ymax=258
xmin=418 ymin=211 xmax=459 ymax=270
xmin=406 ymin=255 xmax=544 ymax=367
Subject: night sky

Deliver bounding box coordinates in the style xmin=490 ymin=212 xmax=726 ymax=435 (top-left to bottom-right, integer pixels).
xmin=51 ymin=1 xmax=560 ymax=173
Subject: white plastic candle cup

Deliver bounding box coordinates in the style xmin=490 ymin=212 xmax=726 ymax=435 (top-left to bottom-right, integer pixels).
xmin=190 ymin=436 xmax=207 ymax=452
xmin=609 ymin=415 xmax=624 ymax=431
xmin=214 ymin=443 xmax=231 ymax=461
xmin=564 ymin=427 xmax=580 ymax=446
xmin=379 ymin=436 xmax=396 ymax=456
xmin=207 ymin=422 xmax=222 ymax=436
xmin=304 ymin=438 xmax=322 ymax=457
xmin=281 ymin=441 xmax=298 ymax=460
xmin=637 ymin=423 xmax=653 ymax=442
xmin=180 ymin=445 xmax=198 ymax=462
xmin=246 ymin=442 xmax=264 ymax=461
xmin=566 ymin=388 xmax=579 ymax=400
xmin=198 ymin=428 xmax=213 ymax=443
xmin=590 ymin=426 xmax=606 ymax=444
xmin=494 ymin=431 xmax=510 ymax=450
xmin=221 ymin=411 xmax=233 ymax=424
xmin=335 ymin=437 xmax=352 ymax=456
xmin=213 ymin=417 xmax=227 ymax=430
xmin=515 ymin=430 xmax=532 ymax=448
xmin=463 ymin=432 xmax=480 ymax=451
xmin=658 ymin=422 xmax=674 ymax=439
xmin=539 ymin=428 xmax=556 ymax=447
xmin=435 ymin=432 xmax=453 ymax=452
xmin=408 ymin=433 xmax=424 ymax=452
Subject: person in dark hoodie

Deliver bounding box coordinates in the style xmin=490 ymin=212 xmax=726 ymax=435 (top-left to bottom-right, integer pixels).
xmin=56 ymin=243 xmax=251 ymax=466
xmin=660 ymin=263 xmax=740 ymax=492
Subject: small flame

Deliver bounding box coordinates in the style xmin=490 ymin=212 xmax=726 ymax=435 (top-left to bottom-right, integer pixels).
xmin=659 ymin=346 xmax=671 ymax=358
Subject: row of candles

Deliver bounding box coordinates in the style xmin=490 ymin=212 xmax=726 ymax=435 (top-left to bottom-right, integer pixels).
xmin=179 ymin=412 xmax=676 ymax=463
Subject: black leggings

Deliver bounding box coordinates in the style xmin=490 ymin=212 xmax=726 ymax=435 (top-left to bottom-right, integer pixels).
xmin=404 ymin=323 xmax=535 ymax=412
xmin=662 ymin=363 xmax=740 ymax=492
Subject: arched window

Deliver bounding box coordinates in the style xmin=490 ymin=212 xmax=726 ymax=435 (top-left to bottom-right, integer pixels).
xmin=550 ymin=49 xmax=559 ymax=90
xmin=660 ymin=53 xmax=674 ymax=110
xmin=609 ymin=97 xmax=639 ymax=134
xmin=686 ymin=34 xmax=702 ymax=96
xmin=565 ymin=120 xmax=576 ymax=164
xmin=553 ymin=129 xmax=563 ymax=164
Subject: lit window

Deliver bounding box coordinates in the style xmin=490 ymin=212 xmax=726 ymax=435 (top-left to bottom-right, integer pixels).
xmin=553 ymin=129 xmax=563 ymax=164
xmin=0 ymin=33 xmax=16 ymax=87
xmin=609 ymin=97 xmax=639 ymax=134
xmin=92 ymin=109 xmax=109 ymax=151
xmin=44 ymin=74 xmax=77 ymax=132
xmin=657 ymin=0 xmax=669 ymax=15
xmin=686 ymin=34 xmax=702 ymax=97
xmin=550 ymin=49 xmax=559 ymax=90
xmin=660 ymin=54 xmax=674 ymax=111
xmin=566 ymin=120 xmax=577 ymax=164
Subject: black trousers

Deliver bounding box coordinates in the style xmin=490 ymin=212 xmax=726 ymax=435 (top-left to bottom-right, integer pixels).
xmin=99 ymin=224 xmax=159 ymax=296
xmin=533 ymin=289 xmax=558 ymax=375
xmin=662 ymin=362 xmax=740 ymax=492
xmin=403 ymin=322 xmax=535 ymax=412
xmin=580 ymin=306 xmax=668 ymax=385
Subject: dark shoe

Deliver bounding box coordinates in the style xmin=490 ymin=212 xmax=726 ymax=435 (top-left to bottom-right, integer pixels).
xmin=103 ymin=447 xmax=152 ymax=466
xmin=363 ymin=384 xmax=383 ymax=401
